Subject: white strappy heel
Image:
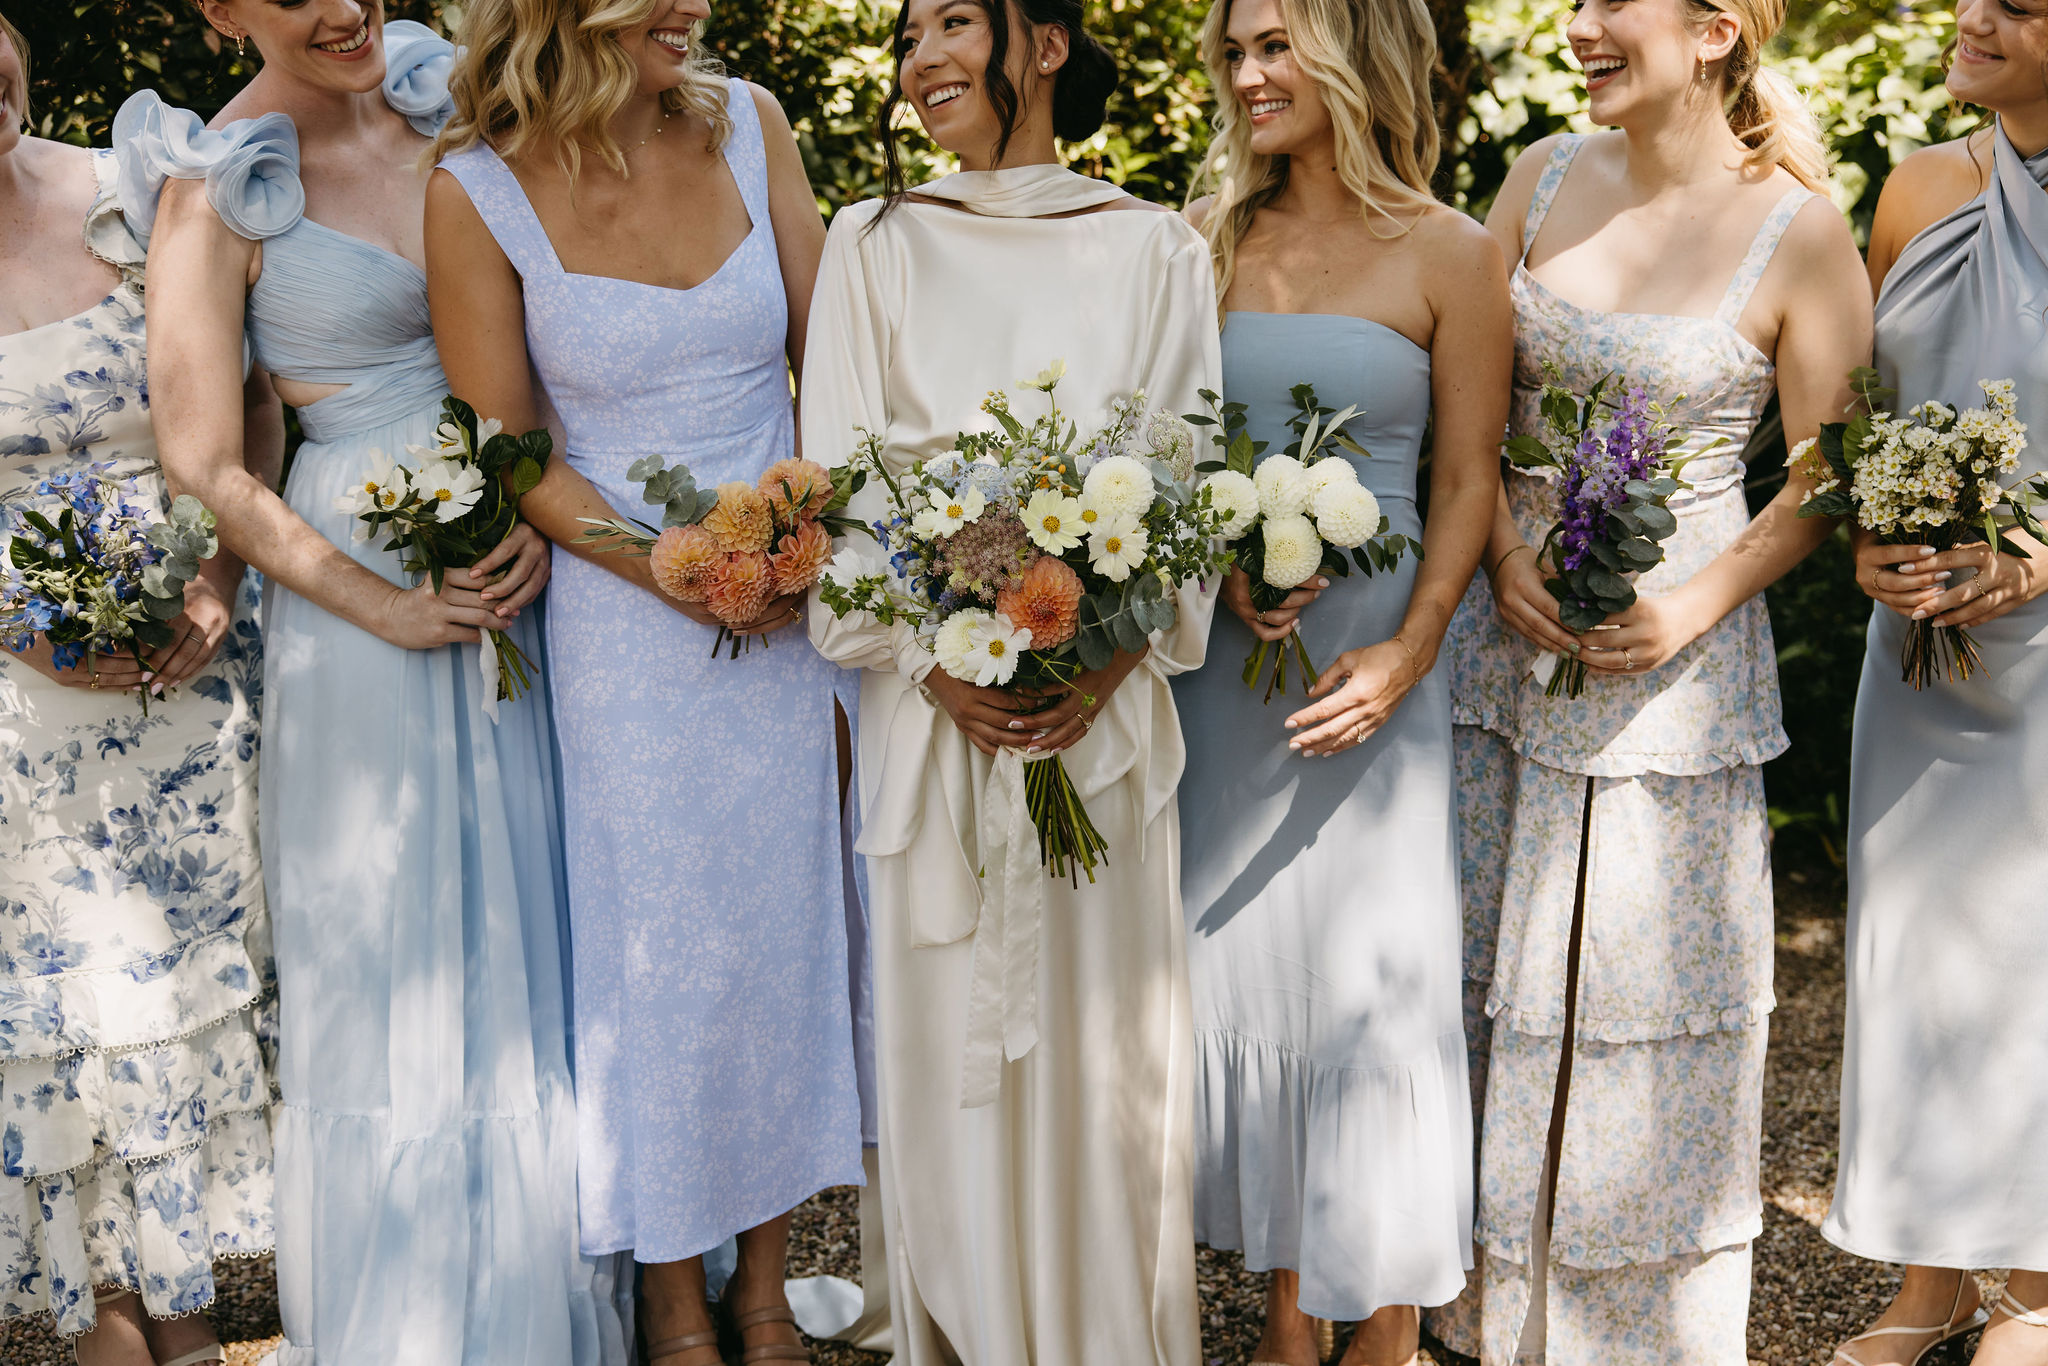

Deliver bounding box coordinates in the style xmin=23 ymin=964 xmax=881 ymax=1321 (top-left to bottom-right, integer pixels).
xmin=1991 ymin=1284 xmax=2048 ymax=1330
xmin=1830 ymin=1271 xmax=1989 ymax=1366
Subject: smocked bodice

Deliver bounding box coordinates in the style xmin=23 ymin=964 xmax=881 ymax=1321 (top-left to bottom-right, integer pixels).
xmin=437 ymin=80 xmax=790 ymax=495
xmin=111 ymin=21 xmax=455 ymax=443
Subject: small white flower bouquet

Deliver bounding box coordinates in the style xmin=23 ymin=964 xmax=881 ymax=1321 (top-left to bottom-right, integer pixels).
xmin=1797 ymin=369 xmax=2032 ymax=688
xmin=817 ymin=360 xmax=1234 ymax=882
xmin=337 ymin=396 xmax=552 ymax=715
xmin=1192 ymin=384 xmax=1419 ymax=701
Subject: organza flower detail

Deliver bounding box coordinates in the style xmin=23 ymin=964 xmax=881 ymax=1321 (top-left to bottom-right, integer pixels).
xmin=1253 ymin=454 xmax=1312 ymax=518
xmin=650 ymin=523 xmax=723 ymax=603
xmin=412 ymin=460 xmax=486 ymax=523
xmin=1312 ymin=482 xmax=1381 ymax=548
xmin=1087 ymin=514 xmax=1149 ymax=582
xmin=1021 ymin=489 xmax=1084 ymax=553
xmin=1201 ymin=470 xmax=1261 ymax=539
xmin=702 ymin=482 xmax=774 ymax=554
xmin=913 ymin=485 xmax=987 ymax=538
xmin=708 ymin=550 xmax=773 ymax=625
xmin=1261 ymin=513 xmax=1322 ymax=588
xmin=1083 ymin=455 xmax=1155 ymax=521
xmin=768 ymin=519 xmax=834 ymax=596
xmin=995 ymin=553 xmax=1082 ymax=649
xmin=961 ymin=612 xmax=1032 ymax=687
xmin=758 ymin=457 xmax=836 ymax=522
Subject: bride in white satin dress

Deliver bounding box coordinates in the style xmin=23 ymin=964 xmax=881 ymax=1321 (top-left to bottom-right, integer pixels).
xmin=802 ymin=0 xmax=1218 ymax=1361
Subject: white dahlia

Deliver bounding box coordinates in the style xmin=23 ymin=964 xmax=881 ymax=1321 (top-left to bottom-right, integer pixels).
xmin=933 ymin=609 xmax=990 ymax=682
xmin=1202 ymin=470 xmax=1262 ymax=540
xmin=1253 ymin=454 xmax=1312 ymax=518
xmin=1312 ymin=482 xmax=1381 ymax=549
xmin=1260 ymin=514 xmax=1322 ymax=589
xmin=1082 ymin=455 xmax=1157 ymax=521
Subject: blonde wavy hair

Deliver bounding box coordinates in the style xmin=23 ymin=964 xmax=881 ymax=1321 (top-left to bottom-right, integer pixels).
xmin=1690 ymin=0 xmax=1828 ymax=191
xmin=1187 ymin=0 xmax=1441 ymax=308
xmin=431 ymin=0 xmax=731 ymax=179
xmin=1 ymin=11 xmax=29 ymax=128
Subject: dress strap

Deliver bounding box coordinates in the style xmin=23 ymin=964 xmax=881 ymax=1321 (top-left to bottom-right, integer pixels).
xmin=436 ymin=143 xmax=565 ymax=280
xmin=1519 ymin=135 xmax=1585 ymax=264
xmin=1713 ymin=186 xmax=1815 ymax=327
xmin=722 ymin=78 xmax=770 ymax=225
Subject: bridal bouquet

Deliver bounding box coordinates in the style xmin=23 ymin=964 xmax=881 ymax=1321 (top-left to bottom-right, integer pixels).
xmin=338 ymin=396 xmax=551 ymax=715
xmin=1503 ymin=377 xmax=1700 ymax=698
xmin=1192 ymin=383 xmax=1420 ymax=701
xmin=1 ymin=464 xmax=218 ymax=715
xmin=817 ymin=361 xmax=1235 ymax=882
xmin=1795 ymin=369 xmax=2032 ymax=688
xmin=576 ymin=453 xmax=865 ymax=657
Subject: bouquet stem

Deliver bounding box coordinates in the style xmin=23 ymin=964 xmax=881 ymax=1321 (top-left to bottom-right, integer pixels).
xmin=1024 ymin=752 xmax=1108 ymax=886
xmin=488 ymin=628 xmax=537 ymax=702
xmin=1900 ymin=618 xmax=1981 ymax=690
xmin=1544 ymin=653 xmax=1589 ymax=699
xmin=1241 ymin=631 xmax=1321 ymax=704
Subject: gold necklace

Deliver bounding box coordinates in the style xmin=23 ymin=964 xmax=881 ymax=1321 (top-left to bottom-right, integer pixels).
xmin=628 ymin=109 xmax=670 ymax=152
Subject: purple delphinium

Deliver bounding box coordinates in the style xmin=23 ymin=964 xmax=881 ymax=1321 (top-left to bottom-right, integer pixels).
xmin=1556 ymin=388 xmax=1667 ymax=573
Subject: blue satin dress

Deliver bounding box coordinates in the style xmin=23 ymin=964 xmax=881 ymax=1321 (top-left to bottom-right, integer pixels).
xmin=113 ymin=23 xmax=624 ymax=1365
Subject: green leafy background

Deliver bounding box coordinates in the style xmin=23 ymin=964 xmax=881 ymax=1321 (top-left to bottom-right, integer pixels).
xmin=18 ymin=0 xmax=1970 ymax=860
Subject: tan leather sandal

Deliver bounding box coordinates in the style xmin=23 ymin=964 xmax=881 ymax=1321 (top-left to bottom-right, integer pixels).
xmin=732 ymin=1303 xmax=811 ymax=1362
xmin=645 ymin=1326 xmax=724 ymax=1366
xmin=1831 ymin=1271 xmax=1988 ymax=1366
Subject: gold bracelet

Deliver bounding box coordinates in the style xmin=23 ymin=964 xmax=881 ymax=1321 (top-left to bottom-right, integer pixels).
xmin=1392 ymin=634 xmax=1424 ymax=687
xmin=1487 ymin=543 xmax=1532 ymax=581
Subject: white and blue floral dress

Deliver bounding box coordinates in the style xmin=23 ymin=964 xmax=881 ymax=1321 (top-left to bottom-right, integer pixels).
xmin=0 ymin=149 xmax=274 ymax=1337
xmin=1429 ymin=135 xmax=1812 ymax=1364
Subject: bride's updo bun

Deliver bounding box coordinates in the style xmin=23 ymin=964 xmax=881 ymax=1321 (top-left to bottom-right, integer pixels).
xmin=1045 ymin=7 xmax=1121 ymax=142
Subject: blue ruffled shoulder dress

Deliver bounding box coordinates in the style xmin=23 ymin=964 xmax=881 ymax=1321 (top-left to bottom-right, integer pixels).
xmin=112 ymin=22 xmax=625 ymax=1365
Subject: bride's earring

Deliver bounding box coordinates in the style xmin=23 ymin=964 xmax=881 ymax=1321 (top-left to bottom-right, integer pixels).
xmin=1697 ymin=55 xmax=1708 ymax=82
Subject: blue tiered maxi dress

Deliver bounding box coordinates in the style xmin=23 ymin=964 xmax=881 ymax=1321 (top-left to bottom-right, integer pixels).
xmin=438 ymin=78 xmax=863 ymax=1265
xmin=113 ymin=22 xmax=622 ymax=1366
xmin=1173 ymin=312 xmax=1474 ymax=1324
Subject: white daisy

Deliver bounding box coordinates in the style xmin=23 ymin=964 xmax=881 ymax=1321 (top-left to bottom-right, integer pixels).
xmin=1088 ymin=514 xmax=1150 ymax=582
xmin=1021 ymin=489 xmax=1085 ymax=553
xmin=913 ymin=486 xmax=987 ymax=539
xmin=962 ymin=611 xmax=1033 ymax=687
xmin=413 ymin=460 xmax=488 ymax=523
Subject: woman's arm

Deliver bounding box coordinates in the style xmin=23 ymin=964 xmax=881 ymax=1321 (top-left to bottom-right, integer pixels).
xmin=1579 ymin=197 xmax=1873 ymax=675
xmin=1287 ymin=212 xmax=1512 ymax=755
xmin=148 ymin=178 xmax=508 ymax=650
xmin=752 ymin=85 xmax=827 ymax=402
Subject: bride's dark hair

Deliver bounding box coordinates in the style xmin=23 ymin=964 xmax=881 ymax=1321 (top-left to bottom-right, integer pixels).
xmin=875 ymin=0 xmax=1120 ymax=207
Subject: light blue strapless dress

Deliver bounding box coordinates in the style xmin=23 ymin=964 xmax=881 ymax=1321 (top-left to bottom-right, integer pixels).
xmin=113 ymin=23 xmax=625 ymax=1366
xmin=1172 ymin=313 xmax=1473 ymax=1322
xmin=439 ymin=79 xmax=863 ymax=1265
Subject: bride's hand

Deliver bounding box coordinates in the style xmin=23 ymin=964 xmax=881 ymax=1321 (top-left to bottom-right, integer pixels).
xmin=1006 ymin=647 xmax=1150 ymax=755
xmin=921 ymin=668 xmax=1045 ymax=757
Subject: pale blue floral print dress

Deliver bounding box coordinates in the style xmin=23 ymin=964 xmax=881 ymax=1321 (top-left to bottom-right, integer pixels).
xmin=1426 ymin=135 xmax=1811 ymax=1365
xmin=0 ymin=151 xmax=273 ymax=1337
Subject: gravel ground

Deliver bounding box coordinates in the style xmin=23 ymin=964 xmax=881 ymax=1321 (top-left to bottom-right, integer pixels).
xmin=2 ymin=856 xmax=2007 ymax=1366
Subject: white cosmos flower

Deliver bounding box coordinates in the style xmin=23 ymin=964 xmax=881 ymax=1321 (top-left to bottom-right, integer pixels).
xmin=962 ymin=611 xmax=1033 ymax=687
xmin=413 ymin=460 xmax=488 ymax=523
xmin=1018 ymin=359 xmax=1068 ymax=393
xmin=1083 ymin=455 xmax=1155 ymax=521
xmin=334 ymin=449 xmax=412 ymax=520
xmin=1021 ymin=489 xmax=1084 ymax=553
xmin=1261 ymin=513 xmax=1322 ymax=589
xmin=433 ymin=415 xmax=503 ymax=457
xmin=1202 ymin=470 xmax=1261 ymax=540
xmin=1312 ymin=482 xmax=1381 ymax=548
xmin=1087 ymin=514 xmax=1150 ymax=582
xmin=912 ymin=485 xmax=987 ymax=538
xmin=1254 ymin=454 xmax=1313 ymax=518
xmin=933 ymin=608 xmax=991 ymax=681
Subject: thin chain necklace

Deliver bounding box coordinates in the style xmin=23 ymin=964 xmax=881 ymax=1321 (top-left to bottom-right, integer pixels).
xmin=628 ymin=109 xmax=670 ymax=152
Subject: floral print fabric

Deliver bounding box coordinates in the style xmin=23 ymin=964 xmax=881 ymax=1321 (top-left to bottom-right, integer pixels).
xmin=0 ymin=153 xmax=273 ymax=1335
xmin=1433 ymin=137 xmax=1790 ymax=1364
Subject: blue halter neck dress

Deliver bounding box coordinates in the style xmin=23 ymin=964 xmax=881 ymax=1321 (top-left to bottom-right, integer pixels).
xmin=113 ymin=22 xmax=625 ymax=1365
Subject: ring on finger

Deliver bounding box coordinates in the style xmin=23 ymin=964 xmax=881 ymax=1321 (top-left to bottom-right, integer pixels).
xmin=1623 ymin=647 xmax=1635 ymax=672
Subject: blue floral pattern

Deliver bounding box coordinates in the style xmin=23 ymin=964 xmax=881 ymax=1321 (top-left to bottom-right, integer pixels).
xmin=0 ymin=151 xmax=273 ymax=1337
xmin=1431 ymin=137 xmax=1793 ymax=1363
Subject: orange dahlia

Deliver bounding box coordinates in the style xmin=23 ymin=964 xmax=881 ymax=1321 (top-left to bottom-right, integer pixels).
xmin=769 ymin=519 xmax=834 ymax=597
xmin=707 ymin=550 xmax=774 ymax=626
xmin=995 ymin=554 xmax=1082 ymax=649
xmin=701 ymin=482 xmax=773 ymax=554
xmin=758 ymin=457 xmax=835 ymax=523
xmin=649 ymin=524 xmax=723 ymax=603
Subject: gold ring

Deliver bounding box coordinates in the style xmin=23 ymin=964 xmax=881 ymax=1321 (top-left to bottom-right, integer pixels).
xmin=1079 ymin=713 xmax=1093 ymax=731
xmin=1623 ymin=648 xmax=1636 ymax=672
